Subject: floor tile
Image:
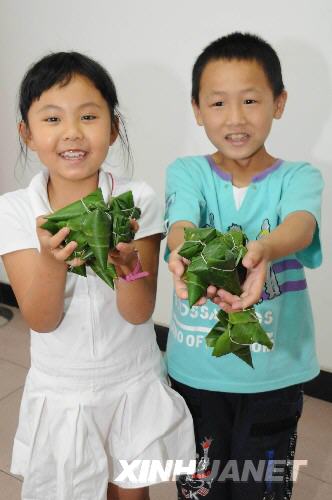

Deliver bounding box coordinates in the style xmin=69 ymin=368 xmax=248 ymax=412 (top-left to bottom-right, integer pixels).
xmin=293 ymin=471 xmax=332 ymax=500
xmin=0 ymin=359 xmax=27 ymax=401
xmin=0 ymin=388 xmax=23 ymax=473
xmin=296 ymin=396 xmax=332 ymax=484
xmin=0 ymin=471 xmax=21 ymax=500
xmin=150 ymin=481 xmax=177 ymax=500
xmin=0 ymin=307 xmax=30 ymax=368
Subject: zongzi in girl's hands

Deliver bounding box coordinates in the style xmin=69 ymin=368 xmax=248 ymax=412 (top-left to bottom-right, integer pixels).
xmin=41 ymin=188 xmax=141 ymax=288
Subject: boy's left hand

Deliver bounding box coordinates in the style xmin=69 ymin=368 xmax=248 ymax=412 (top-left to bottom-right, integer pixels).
xmin=213 ymin=240 xmax=268 ymax=312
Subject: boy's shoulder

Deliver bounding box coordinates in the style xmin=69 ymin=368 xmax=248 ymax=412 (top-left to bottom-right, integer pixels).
xmin=273 ymin=159 xmax=323 ymax=184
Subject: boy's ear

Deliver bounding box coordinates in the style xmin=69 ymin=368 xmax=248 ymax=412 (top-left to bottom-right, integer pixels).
xmin=110 ymin=115 xmax=119 ymax=146
xmin=274 ymin=90 xmax=287 ymax=119
xmin=192 ymin=99 xmax=204 ymax=126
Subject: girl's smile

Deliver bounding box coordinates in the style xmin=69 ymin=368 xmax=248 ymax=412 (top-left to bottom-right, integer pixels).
xmin=22 ymin=74 xmax=117 ymax=189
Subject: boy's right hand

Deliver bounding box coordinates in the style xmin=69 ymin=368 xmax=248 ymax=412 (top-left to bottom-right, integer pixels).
xmin=168 ymin=247 xmax=217 ymax=306
xmin=36 ymin=216 xmax=80 ymax=266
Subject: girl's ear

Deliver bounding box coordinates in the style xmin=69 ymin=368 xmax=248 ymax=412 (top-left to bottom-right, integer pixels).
xmin=274 ymin=90 xmax=287 ymax=119
xmin=192 ymin=99 xmax=204 ymax=126
xmin=18 ymin=121 xmax=36 ymax=150
xmin=110 ymin=115 xmax=119 ymax=146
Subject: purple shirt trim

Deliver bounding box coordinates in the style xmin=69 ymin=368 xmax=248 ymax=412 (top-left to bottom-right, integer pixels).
xmin=280 ymin=280 xmax=307 ymax=293
xmin=205 ymin=155 xmax=232 ymax=181
xmin=261 ymin=279 xmax=307 ymax=300
xmin=272 ymin=259 xmax=303 ymax=273
xmin=206 ymin=155 xmax=283 ymax=183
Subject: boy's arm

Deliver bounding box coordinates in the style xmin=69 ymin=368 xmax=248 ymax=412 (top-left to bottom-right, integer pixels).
xmin=216 ymin=211 xmax=317 ymax=311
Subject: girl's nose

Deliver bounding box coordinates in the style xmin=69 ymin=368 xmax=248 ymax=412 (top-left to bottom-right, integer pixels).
xmin=63 ymin=120 xmax=83 ymax=141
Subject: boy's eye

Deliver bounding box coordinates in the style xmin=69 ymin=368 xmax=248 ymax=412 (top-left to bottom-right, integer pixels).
xmin=81 ymin=114 xmax=97 ymax=121
xmin=213 ymin=101 xmax=224 ymax=107
xmin=244 ymin=99 xmax=257 ymax=104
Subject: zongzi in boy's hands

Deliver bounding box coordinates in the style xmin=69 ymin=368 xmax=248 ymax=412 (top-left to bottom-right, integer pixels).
xmin=178 ymin=227 xmax=273 ymax=367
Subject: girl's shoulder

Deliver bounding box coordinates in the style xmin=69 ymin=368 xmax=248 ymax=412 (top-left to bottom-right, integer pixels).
xmin=0 ymin=186 xmax=31 ymax=218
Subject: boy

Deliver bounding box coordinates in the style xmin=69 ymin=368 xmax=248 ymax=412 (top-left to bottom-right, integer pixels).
xmin=165 ymin=32 xmax=323 ymax=500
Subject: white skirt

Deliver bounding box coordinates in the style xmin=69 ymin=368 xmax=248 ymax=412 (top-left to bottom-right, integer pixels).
xmin=11 ymin=348 xmax=196 ymax=500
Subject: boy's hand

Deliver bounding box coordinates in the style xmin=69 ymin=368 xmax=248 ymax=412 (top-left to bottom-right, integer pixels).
xmin=168 ymin=247 xmax=217 ymax=306
xmin=214 ymin=240 xmax=268 ymax=312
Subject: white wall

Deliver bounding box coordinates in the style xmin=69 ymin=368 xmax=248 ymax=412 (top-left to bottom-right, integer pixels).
xmin=1 ymin=0 xmax=331 ymax=369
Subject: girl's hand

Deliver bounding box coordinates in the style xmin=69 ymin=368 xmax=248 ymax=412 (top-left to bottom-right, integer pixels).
xmin=168 ymin=246 xmax=217 ymax=306
xmin=108 ymin=219 xmax=140 ymax=276
xmin=214 ymin=240 xmax=268 ymax=312
xmin=36 ymin=216 xmax=80 ymax=266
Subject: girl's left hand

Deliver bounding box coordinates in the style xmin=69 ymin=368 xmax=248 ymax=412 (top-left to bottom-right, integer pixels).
xmin=213 ymin=240 xmax=269 ymax=312
xmin=108 ymin=219 xmax=139 ymax=276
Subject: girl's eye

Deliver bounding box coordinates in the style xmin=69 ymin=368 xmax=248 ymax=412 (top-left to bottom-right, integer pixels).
xmin=213 ymin=101 xmax=224 ymax=107
xmin=81 ymin=115 xmax=96 ymax=121
xmin=44 ymin=117 xmax=59 ymax=123
xmin=244 ymin=99 xmax=257 ymax=104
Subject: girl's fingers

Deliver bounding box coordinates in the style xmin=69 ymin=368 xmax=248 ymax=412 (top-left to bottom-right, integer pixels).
xmin=48 ymin=227 xmax=71 ymax=249
xmin=51 ymin=241 xmax=78 ymax=262
xmin=130 ymin=219 xmax=139 ymax=232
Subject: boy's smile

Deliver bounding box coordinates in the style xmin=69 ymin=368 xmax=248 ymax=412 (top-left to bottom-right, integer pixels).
xmin=192 ymin=59 xmax=287 ymax=178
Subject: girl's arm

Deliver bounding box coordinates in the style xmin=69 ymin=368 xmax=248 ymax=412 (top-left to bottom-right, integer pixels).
xmin=112 ymin=233 xmax=161 ymax=324
xmin=2 ymin=218 xmax=78 ymax=333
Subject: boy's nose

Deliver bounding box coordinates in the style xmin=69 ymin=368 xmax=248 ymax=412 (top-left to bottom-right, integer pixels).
xmin=225 ymin=103 xmax=246 ymax=126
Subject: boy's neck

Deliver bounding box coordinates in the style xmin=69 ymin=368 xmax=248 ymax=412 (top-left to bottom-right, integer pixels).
xmin=212 ymin=149 xmax=277 ymax=187
xmin=47 ymin=172 xmax=100 ymax=212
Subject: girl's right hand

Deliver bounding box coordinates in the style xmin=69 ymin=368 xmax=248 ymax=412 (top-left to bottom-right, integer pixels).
xmin=168 ymin=247 xmax=216 ymax=306
xmin=36 ymin=216 xmax=79 ymax=265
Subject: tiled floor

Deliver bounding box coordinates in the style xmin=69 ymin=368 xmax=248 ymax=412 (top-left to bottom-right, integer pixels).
xmin=0 ymin=306 xmax=331 ymax=500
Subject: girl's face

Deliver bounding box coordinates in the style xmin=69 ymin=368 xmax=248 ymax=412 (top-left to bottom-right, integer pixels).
xmin=22 ymin=74 xmax=117 ymax=183
xmin=192 ymin=59 xmax=287 ymax=165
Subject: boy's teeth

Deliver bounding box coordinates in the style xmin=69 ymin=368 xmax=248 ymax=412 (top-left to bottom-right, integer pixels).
xmin=228 ymin=134 xmax=248 ymax=140
xmin=61 ymin=151 xmax=86 ymax=159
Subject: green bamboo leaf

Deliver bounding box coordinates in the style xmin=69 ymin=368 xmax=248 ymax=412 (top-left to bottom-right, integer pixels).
xmin=233 ymin=346 xmax=253 ymax=368
xmin=205 ymin=322 xmax=226 ymax=347
xmin=212 ymin=326 xmax=232 ymax=357
xmin=184 ymin=270 xmax=207 ymax=308
xmin=228 ymin=309 xmax=258 ymax=325
xmin=83 ymin=209 xmax=111 ymax=269
xmin=112 ymin=213 xmax=134 ymax=248
xmin=90 ymin=260 xmax=117 ymax=289
xmin=45 ymin=188 xmax=106 ymax=222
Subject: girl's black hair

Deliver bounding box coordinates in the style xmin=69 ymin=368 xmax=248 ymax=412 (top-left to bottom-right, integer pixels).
xmin=192 ymin=32 xmax=285 ymax=104
xmin=19 ymin=51 xmax=131 ymax=169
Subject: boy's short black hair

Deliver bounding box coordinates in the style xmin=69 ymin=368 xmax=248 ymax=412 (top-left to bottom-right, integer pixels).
xmin=192 ymin=32 xmax=285 ymax=103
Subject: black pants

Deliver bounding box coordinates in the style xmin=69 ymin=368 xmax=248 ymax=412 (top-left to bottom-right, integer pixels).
xmin=170 ymin=378 xmax=303 ymax=500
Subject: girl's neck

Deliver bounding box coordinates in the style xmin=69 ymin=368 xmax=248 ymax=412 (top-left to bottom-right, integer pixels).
xmin=47 ymin=172 xmax=100 ymax=211
xmin=212 ymin=148 xmax=277 ymax=187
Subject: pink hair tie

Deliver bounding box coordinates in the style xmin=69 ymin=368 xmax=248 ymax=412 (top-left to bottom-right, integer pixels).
xmin=121 ymin=256 xmax=149 ymax=282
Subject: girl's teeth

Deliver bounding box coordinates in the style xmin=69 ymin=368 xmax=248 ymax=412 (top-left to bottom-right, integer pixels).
xmin=61 ymin=151 xmax=86 ymax=159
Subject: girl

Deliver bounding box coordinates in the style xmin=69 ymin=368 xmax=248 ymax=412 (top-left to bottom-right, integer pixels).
xmin=0 ymin=52 xmax=195 ymax=500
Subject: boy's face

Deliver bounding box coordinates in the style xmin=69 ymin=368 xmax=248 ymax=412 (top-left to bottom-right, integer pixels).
xmin=192 ymin=59 xmax=287 ymax=164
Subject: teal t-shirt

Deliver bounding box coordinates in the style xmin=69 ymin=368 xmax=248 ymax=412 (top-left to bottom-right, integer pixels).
xmin=165 ymin=155 xmax=323 ymax=393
